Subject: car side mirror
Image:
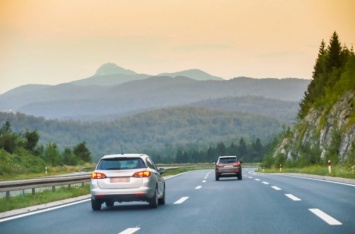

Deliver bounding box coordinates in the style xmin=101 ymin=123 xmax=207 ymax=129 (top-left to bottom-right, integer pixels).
xmin=158 ymin=168 xmax=166 ymax=174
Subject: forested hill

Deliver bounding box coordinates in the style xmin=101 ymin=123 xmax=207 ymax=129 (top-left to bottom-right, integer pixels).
xmin=0 ymin=106 xmax=285 ymax=162
xmin=268 ymin=32 xmax=355 ymax=167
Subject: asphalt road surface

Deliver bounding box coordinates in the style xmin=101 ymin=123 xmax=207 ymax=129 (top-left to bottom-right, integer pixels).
xmin=1 ymin=169 xmax=354 ymax=234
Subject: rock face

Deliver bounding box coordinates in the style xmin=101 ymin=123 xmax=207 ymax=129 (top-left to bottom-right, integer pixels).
xmin=275 ymin=91 xmax=355 ymax=164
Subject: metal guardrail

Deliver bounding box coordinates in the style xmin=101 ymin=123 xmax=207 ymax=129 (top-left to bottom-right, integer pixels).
xmin=0 ymin=174 xmax=91 ymax=201
xmin=0 ymin=167 xmax=179 ymax=202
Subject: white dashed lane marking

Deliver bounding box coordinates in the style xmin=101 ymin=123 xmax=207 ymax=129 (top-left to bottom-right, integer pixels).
xmin=118 ymin=227 xmax=140 ymax=234
xmin=285 ymin=194 xmax=301 ymax=201
xmin=174 ymin=197 xmax=189 ymax=204
xmin=309 ymin=208 xmax=342 ymax=225
xmin=195 ymin=186 xmax=202 ymax=189
xmin=271 ymin=186 xmax=282 ymax=190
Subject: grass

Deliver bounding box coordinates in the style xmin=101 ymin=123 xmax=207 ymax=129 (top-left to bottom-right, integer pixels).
xmin=0 ymin=164 xmax=96 ymax=182
xmin=257 ymin=165 xmax=355 ymax=179
xmin=0 ymin=185 xmax=90 ymax=213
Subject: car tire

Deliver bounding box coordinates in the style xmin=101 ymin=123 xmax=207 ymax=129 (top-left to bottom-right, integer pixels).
xmin=91 ymin=198 xmax=101 ymax=211
xmin=158 ymin=185 xmax=166 ymax=205
xmin=238 ymin=173 xmax=242 ymax=180
xmin=149 ymin=187 xmax=159 ymax=208
xmin=105 ymin=201 xmax=114 ymax=207
xmin=215 ymin=172 xmax=219 ymax=181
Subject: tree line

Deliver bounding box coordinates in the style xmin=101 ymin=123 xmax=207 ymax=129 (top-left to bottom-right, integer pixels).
xmin=0 ymin=121 xmax=92 ymax=176
xmin=298 ymin=31 xmax=355 ymax=119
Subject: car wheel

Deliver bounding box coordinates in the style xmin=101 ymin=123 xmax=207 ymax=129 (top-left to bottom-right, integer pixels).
xmin=238 ymin=173 xmax=242 ymax=180
xmin=158 ymin=184 xmax=166 ymax=205
xmin=91 ymin=198 xmax=101 ymax=211
xmin=105 ymin=201 xmax=114 ymax=207
xmin=149 ymin=187 xmax=159 ymax=208
xmin=215 ymin=172 xmax=219 ymax=181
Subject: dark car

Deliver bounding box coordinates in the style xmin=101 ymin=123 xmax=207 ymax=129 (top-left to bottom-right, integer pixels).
xmin=215 ymin=156 xmax=242 ymax=180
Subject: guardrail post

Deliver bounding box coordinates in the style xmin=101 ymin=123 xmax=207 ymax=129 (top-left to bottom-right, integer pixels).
xmin=6 ymin=191 xmax=10 ymax=202
xmin=32 ymin=188 xmax=35 ymax=195
xmin=52 ymin=186 xmax=55 ymax=192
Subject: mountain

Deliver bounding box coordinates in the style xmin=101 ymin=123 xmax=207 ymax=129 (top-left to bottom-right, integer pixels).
xmin=158 ymin=69 xmax=223 ymax=81
xmin=0 ymin=74 xmax=310 ymax=120
xmin=191 ymin=96 xmax=299 ymax=123
xmin=95 ymin=63 xmax=137 ymax=76
xmin=69 ymin=63 xmax=150 ymax=86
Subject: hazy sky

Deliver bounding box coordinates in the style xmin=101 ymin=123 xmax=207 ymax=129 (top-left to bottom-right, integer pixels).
xmin=1 ymin=0 xmax=354 ymax=94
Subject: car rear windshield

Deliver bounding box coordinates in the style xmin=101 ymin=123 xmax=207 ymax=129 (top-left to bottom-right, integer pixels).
xmin=97 ymin=158 xmax=146 ymax=170
xmin=219 ymin=157 xmax=237 ymax=164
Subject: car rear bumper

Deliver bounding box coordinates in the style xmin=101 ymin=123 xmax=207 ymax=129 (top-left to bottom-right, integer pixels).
xmin=216 ymin=167 xmax=241 ymax=176
xmin=90 ymin=184 xmax=155 ymax=202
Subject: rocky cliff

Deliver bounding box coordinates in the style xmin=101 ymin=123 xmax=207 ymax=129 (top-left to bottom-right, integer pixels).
xmin=274 ymin=90 xmax=355 ymax=164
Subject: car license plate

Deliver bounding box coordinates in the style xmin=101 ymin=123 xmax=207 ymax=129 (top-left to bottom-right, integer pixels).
xmin=224 ymin=165 xmax=233 ymax=168
xmin=110 ymin=177 xmax=130 ymax=183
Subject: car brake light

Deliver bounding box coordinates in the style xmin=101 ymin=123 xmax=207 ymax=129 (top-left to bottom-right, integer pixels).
xmin=216 ymin=163 xmax=223 ymax=167
xmin=133 ymin=171 xmax=151 ymax=177
xmin=233 ymin=162 xmax=241 ymax=167
xmin=91 ymin=172 xmax=107 ymax=179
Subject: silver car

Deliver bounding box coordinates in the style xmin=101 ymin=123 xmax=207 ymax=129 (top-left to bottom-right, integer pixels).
xmin=90 ymin=154 xmax=166 ymax=210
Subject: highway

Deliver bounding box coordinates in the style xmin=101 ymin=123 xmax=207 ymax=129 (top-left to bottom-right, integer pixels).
xmin=1 ymin=169 xmax=354 ymax=234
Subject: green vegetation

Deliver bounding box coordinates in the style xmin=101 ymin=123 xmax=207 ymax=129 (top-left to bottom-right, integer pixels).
xmin=298 ymin=31 xmax=355 ymax=119
xmin=0 ymin=106 xmax=284 ymax=162
xmin=262 ymin=32 xmax=355 ymax=172
xmin=0 ymin=121 xmax=92 ymax=178
xmin=258 ymin=165 xmax=355 ymax=179
xmin=0 ymin=185 xmax=90 ymax=212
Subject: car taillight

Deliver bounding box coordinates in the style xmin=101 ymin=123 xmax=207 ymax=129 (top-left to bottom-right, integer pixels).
xmin=216 ymin=163 xmax=223 ymax=167
xmin=133 ymin=171 xmax=151 ymax=177
xmin=233 ymin=162 xmax=241 ymax=167
xmin=91 ymin=172 xmax=107 ymax=179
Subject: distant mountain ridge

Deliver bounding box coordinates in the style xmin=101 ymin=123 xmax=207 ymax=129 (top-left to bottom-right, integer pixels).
xmin=0 ymin=63 xmax=310 ymax=120
xmin=158 ymin=69 xmax=223 ymax=81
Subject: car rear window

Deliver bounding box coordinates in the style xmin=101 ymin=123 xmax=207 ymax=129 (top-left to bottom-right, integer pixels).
xmin=219 ymin=157 xmax=237 ymax=164
xmin=97 ymin=158 xmax=146 ymax=170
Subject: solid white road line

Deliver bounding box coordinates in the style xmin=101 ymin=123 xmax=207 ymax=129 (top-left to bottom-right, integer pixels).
xmin=309 ymin=208 xmax=342 ymax=225
xmin=174 ymin=197 xmax=189 ymax=204
xmin=271 ymin=186 xmax=282 ymax=190
xmin=285 ymin=194 xmax=301 ymax=201
xmin=0 ymin=199 xmax=90 ymax=223
xmin=118 ymin=227 xmax=140 ymax=234
xmin=195 ymin=186 xmax=202 ymax=189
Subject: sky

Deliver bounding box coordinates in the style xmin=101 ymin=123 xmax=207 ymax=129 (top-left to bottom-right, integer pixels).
xmin=0 ymin=0 xmax=354 ymax=94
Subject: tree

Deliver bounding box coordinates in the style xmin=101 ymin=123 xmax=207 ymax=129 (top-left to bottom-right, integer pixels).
xmin=238 ymin=137 xmax=248 ymax=161
xmin=62 ymin=148 xmax=77 ymax=165
xmin=73 ymin=141 xmax=92 ymax=163
xmin=44 ymin=143 xmax=61 ymax=166
xmin=216 ymin=142 xmax=226 ymax=156
xmin=326 ymin=31 xmax=342 ymax=73
xmin=24 ymin=130 xmax=39 ymax=153
xmin=0 ymin=121 xmax=18 ymax=153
